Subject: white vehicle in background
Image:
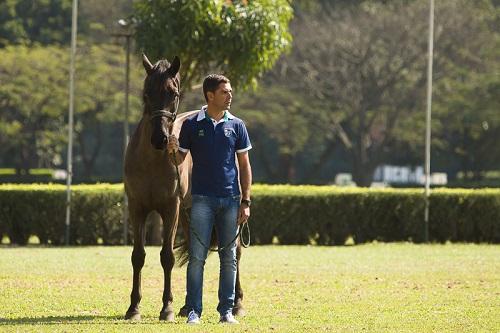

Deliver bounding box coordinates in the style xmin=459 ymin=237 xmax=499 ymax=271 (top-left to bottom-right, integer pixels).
xmin=373 ymin=165 xmax=447 ymax=186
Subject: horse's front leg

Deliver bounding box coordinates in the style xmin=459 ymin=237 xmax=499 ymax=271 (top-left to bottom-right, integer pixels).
xmin=159 ymin=198 xmax=180 ymax=321
xmin=233 ymin=241 xmax=246 ymax=316
xmin=177 ymin=205 xmax=191 ymax=318
xmin=125 ymin=204 xmax=147 ymax=320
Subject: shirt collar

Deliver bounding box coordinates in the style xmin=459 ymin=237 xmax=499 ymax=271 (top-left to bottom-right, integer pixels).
xmin=196 ymin=105 xmax=235 ymax=122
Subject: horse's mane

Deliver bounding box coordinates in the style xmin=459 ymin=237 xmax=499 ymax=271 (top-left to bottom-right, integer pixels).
xmin=152 ymin=60 xmax=171 ymax=74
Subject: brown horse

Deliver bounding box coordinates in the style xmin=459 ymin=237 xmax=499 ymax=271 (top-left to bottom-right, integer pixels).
xmin=124 ymin=54 xmax=245 ymax=321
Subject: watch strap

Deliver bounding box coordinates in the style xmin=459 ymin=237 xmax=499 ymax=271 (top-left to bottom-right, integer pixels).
xmin=241 ymin=199 xmax=251 ymax=207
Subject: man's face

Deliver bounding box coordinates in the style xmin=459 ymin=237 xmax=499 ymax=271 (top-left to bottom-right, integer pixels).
xmin=209 ymin=82 xmax=232 ymax=111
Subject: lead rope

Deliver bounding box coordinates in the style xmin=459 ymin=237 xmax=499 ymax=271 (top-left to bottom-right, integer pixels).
xmin=171 ymin=150 xmax=250 ymax=252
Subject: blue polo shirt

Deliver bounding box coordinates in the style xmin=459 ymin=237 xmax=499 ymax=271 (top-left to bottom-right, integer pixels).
xmin=178 ymin=107 xmax=252 ymax=197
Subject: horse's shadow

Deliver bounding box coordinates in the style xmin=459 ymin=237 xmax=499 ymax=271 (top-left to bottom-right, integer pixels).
xmin=0 ymin=315 xmax=123 ymax=325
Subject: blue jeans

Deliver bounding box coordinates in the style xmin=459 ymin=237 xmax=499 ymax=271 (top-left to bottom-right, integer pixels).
xmin=185 ymin=195 xmax=240 ymax=317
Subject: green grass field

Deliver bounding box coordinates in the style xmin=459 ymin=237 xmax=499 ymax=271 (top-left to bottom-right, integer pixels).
xmin=0 ymin=244 xmax=499 ymax=332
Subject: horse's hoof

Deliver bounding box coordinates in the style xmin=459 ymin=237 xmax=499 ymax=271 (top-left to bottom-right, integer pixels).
xmin=159 ymin=310 xmax=175 ymax=322
xmin=178 ymin=305 xmax=189 ymax=317
xmin=232 ymin=306 xmax=246 ymax=317
xmin=125 ymin=311 xmax=141 ymax=320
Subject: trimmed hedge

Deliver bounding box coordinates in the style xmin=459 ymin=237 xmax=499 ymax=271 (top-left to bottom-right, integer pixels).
xmin=0 ymin=184 xmax=123 ymax=245
xmin=0 ymin=184 xmax=499 ymax=245
xmin=252 ymin=185 xmax=500 ymax=244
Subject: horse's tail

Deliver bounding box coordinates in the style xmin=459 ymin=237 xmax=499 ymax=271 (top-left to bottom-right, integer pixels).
xmin=175 ymin=206 xmax=218 ymax=266
xmin=176 ymin=206 xmax=190 ymax=266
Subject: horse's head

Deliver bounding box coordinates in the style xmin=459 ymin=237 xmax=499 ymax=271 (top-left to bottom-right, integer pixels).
xmin=142 ymin=53 xmax=181 ymax=150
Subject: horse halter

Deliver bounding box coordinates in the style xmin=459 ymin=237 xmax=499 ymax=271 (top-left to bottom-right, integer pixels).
xmin=149 ymin=96 xmax=180 ymax=122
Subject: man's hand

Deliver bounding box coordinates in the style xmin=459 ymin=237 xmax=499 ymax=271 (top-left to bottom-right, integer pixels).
xmin=167 ymin=135 xmax=179 ymax=154
xmin=238 ymin=203 xmax=250 ymax=225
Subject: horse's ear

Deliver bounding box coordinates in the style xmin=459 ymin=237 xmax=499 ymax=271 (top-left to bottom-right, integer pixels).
xmin=168 ymin=56 xmax=180 ymax=76
xmin=142 ymin=53 xmax=154 ymax=75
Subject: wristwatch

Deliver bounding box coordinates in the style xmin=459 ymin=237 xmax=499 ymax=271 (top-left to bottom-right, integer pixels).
xmin=241 ymin=199 xmax=251 ymax=207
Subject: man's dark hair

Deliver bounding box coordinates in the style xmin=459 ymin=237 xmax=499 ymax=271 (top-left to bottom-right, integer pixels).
xmin=203 ymin=74 xmax=230 ymax=102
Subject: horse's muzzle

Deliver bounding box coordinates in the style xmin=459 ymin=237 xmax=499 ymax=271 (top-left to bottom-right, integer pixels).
xmin=151 ymin=135 xmax=168 ymax=151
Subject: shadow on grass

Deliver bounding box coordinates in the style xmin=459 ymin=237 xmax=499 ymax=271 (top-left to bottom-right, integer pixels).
xmin=0 ymin=315 xmax=125 ymax=325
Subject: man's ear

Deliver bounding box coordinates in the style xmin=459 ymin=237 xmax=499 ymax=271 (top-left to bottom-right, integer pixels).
xmin=206 ymin=91 xmax=214 ymax=102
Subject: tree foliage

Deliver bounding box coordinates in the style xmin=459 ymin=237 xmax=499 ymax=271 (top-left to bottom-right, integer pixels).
xmin=0 ymin=0 xmax=134 ymax=47
xmin=261 ymin=0 xmax=500 ymax=185
xmin=0 ymin=44 xmax=143 ymax=176
xmin=234 ymin=85 xmax=312 ymax=183
xmin=79 ymin=0 xmax=134 ymax=44
xmin=132 ymin=0 xmax=293 ymax=90
xmin=72 ymin=43 xmax=143 ymax=178
xmin=0 ymin=0 xmax=499 ymax=186
xmin=0 ymin=46 xmax=68 ymax=173
xmin=433 ymin=54 xmax=500 ymax=180
xmin=0 ymin=0 xmax=84 ymax=47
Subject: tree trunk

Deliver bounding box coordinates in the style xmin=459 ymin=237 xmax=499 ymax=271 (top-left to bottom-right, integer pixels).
xmin=351 ymin=163 xmax=375 ymax=187
xmin=301 ymin=138 xmax=337 ymax=183
xmin=280 ymin=154 xmax=295 ymax=183
xmin=254 ymin=136 xmax=280 ymax=182
xmin=351 ymin=144 xmax=379 ymax=187
xmin=77 ymin=122 xmax=103 ymax=180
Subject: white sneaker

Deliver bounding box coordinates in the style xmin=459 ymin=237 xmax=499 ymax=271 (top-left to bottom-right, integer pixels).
xmin=187 ymin=310 xmax=200 ymax=324
xmin=219 ymin=313 xmax=239 ymax=324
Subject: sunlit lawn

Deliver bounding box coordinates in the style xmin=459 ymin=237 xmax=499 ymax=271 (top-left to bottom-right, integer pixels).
xmin=0 ymin=244 xmax=499 ymax=332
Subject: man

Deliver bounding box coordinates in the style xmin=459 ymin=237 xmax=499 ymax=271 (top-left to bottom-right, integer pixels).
xmin=167 ymin=74 xmax=252 ymax=325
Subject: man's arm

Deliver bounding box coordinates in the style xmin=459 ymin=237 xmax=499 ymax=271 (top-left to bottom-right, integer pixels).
xmin=237 ymin=151 xmax=252 ymax=224
xmin=237 ymin=151 xmax=252 ymax=199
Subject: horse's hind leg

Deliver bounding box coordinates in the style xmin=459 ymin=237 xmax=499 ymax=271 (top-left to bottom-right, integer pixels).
xmin=233 ymin=241 xmax=246 ymax=316
xmin=159 ymin=199 xmax=179 ymax=321
xmin=125 ymin=204 xmax=147 ymax=320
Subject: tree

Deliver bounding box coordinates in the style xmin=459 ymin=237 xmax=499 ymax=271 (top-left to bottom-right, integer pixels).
xmin=434 ymin=63 xmax=500 ymax=180
xmin=132 ymin=0 xmax=293 ymax=90
xmin=394 ymin=0 xmax=500 ymax=181
xmin=79 ymin=0 xmax=134 ymax=44
xmin=0 ymin=44 xmax=143 ymax=177
xmin=265 ymin=0 xmax=499 ymax=186
xmin=266 ymin=1 xmax=429 ymax=185
xmin=73 ymin=43 xmax=143 ymax=178
xmin=233 ymin=85 xmax=312 ymax=183
xmin=0 ymin=0 xmax=91 ymax=47
xmin=0 ymin=0 xmax=138 ymax=47
xmin=0 ymin=46 xmax=68 ymax=174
